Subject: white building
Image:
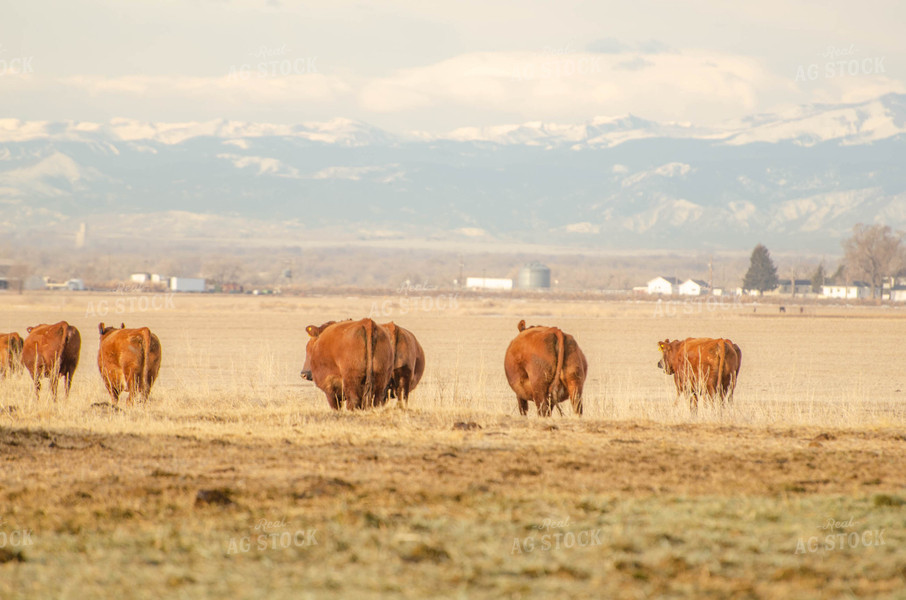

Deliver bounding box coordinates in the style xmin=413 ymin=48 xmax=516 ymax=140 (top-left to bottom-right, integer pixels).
xmin=647 ymin=276 xmax=678 ymax=295
xmin=130 ymin=272 xmax=151 ymax=284
xmin=678 ymin=279 xmax=710 ymax=296
xmin=890 ymin=286 xmax=906 ymax=302
xmin=776 ymin=279 xmax=813 ymax=295
xmin=465 ymin=277 xmax=513 ymax=291
xmin=169 ymin=277 xmax=206 ymax=292
xmin=821 ymin=283 xmax=870 ymax=299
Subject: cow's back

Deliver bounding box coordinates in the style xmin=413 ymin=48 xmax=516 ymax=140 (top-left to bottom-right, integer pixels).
xmin=22 ymin=322 xmax=69 ymax=375
xmin=310 ymin=319 xmax=393 ymax=407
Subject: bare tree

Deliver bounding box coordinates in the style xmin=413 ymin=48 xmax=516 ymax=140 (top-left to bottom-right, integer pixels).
xmin=842 ymin=224 xmax=904 ymax=298
xmin=203 ymin=257 xmax=244 ymax=290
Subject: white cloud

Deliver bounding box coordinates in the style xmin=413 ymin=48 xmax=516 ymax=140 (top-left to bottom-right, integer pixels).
xmin=357 ymin=50 xmax=785 ymax=127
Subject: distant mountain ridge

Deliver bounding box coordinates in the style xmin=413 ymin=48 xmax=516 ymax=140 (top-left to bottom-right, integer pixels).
xmin=1 ymin=93 xmax=904 ymax=252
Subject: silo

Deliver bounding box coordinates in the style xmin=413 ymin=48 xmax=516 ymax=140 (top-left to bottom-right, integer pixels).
xmin=518 ymin=262 xmax=551 ymax=289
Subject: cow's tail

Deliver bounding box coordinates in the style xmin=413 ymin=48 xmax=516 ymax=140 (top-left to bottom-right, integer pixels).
xmin=716 ymin=339 xmax=727 ymax=403
xmin=141 ymin=327 xmax=152 ymax=397
xmin=364 ymin=319 xmax=374 ymax=408
xmin=549 ymin=328 xmax=565 ymax=406
xmin=58 ymin=321 xmax=70 ymax=375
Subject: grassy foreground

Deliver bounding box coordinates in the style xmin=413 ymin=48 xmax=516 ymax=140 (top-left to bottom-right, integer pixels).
xmin=1 ymin=293 xmax=905 ymax=597
xmin=2 ymin=408 xmax=905 ymax=599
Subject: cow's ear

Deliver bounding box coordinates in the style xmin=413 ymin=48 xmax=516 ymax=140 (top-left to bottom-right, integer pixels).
xmin=305 ymin=325 xmax=319 ymax=338
xmin=98 ymin=323 xmax=106 ymax=335
xmin=518 ymin=319 xmax=526 ymax=332
xmin=120 ymin=323 xmax=125 ymax=329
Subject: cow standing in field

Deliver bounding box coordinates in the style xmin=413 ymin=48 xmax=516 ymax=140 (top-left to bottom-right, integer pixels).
xmin=97 ymin=322 xmax=162 ymax=404
xmin=380 ymin=322 xmax=425 ymax=408
xmin=0 ymin=332 xmax=24 ymax=377
xmin=504 ymin=319 xmax=587 ymax=417
xmin=300 ymin=318 xmax=394 ymax=410
xmin=657 ymin=337 xmax=741 ymax=409
xmin=21 ymin=321 xmax=81 ymax=400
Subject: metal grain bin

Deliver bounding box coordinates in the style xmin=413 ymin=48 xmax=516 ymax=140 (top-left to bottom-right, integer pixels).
xmin=517 ymin=262 xmax=551 ymax=289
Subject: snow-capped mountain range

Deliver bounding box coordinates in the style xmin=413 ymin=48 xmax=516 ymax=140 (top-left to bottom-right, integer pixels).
xmin=1 ymin=93 xmax=905 ymax=252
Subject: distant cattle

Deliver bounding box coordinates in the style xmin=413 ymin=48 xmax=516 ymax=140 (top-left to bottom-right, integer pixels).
xmin=21 ymin=321 xmax=81 ymax=400
xmin=657 ymin=337 xmax=741 ymax=409
xmin=0 ymin=332 xmax=24 ymax=377
xmin=301 ymin=318 xmax=394 ymax=410
xmin=504 ymin=319 xmax=587 ymax=416
xmin=97 ymin=322 xmax=162 ymax=404
xmin=380 ymin=322 xmax=425 ymax=408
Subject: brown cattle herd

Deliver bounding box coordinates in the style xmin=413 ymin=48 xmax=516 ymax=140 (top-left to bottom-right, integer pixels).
xmin=0 ymin=317 xmax=741 ymax=414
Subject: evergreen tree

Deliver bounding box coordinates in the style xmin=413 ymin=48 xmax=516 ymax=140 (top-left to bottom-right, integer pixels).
xmin=810 ymin=264 xmax=826 ymax=293
xmin=742 ymin=244 xmax=779 ymax=293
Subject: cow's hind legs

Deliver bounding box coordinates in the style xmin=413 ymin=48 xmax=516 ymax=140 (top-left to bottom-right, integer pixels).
xmin=517 ymin=397 xmax=529 ymax=416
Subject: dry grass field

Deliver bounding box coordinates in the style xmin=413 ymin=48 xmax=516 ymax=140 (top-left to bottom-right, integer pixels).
xmin=1 ymin=290 xmax=905 ymax=599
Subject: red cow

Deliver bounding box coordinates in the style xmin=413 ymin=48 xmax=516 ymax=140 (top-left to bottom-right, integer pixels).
xmin=504 ymin=319 xmax=587 ymax=416
xmin=300 ymin=318 xmax=394 ymax=410
xmin=98 ymin=322 xmax=163 ymax=404
xmin=0 ymin=332 xmax=24 ymax=377
xmin=21 ymin=321 xmax=81 ymax=400
xmin=380 ymin=322 xmax=425 ymax=408
xmin=657 ymin=337 xmax=741 ymax=409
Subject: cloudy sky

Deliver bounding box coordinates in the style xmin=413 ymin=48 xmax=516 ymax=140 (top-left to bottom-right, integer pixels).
xmin=1 ymin=0 xmax=903 ymax=134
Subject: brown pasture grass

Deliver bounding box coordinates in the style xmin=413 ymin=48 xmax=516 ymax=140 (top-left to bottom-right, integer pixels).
xmin=1 ymin=291 xmax=905 ymax=599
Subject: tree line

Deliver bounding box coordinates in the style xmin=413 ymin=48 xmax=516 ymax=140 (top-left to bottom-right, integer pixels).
xmin=743 ymin=224 xmax=906 ymax=298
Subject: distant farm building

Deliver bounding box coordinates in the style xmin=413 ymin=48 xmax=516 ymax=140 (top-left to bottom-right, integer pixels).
xmin=647 ymin=276 xmax=679 ymax=295
xmin=678 ymin=279 xmax=710 ymax=296
xmin=776 ymin=279 xmax=812 ymax=295
xmin=821 ymin=283 xmax=870 ymax=299
xmin=0 ymin=259 xmax=21 ymax=291
xmin=889 ymin=286 xmax=906 ymax=302
xmin=517 ymin=262 xmax=551 ymax=290
xmin=465 ymin=277 xmax=513 ymax=291
xmin=169 ymin=277 xmax=207 ymax=293
xmin=43 ymin=278 xmax=85 ymax=291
